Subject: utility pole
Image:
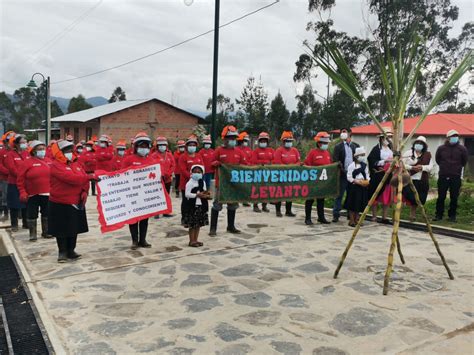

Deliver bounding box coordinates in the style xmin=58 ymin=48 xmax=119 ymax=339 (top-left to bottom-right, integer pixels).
xmin=210 ymin=0 xmax=220 ymax=147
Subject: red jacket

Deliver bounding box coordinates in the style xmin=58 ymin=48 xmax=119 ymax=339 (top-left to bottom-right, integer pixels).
xmin=173 ymin=150 xmax=184 ymax=175
xmin=17 ymin=157 xmax=50 ymax=198
xmin=273 ymin=147 xmax=301 ymax=165
xmin=251 ymin=147 xmax=274 ymax=165
xmin=95 ymin=146 xmax=114 ymax=172
xmin=151 ymin=151 xmax=175 ymax=183
xmin=0 ymin=149 xmax=9 ymax=181
xmin=4 ymin=150 xmax=28 ymax=185
xmin=49 ymin=159 xmax=90 ymax=205
xmin=304 ymin=148 xmax=332 ymax=166
xmin=78 ymin=150 xmax=97 ymax=173
xmin=111 ymin=155 xmax=125 ymax=171
xmin=238 ymin=146 xmax=253 ymax=163
xmin=197 ymin=147 xmax=215 ymax=174
xmin=121 ymin=154 xmax=155 ymax=169
xmin=178 ymin=153 xmax=204 ymax=191
xmin=213 ymin=146 xmax=247 ymax=187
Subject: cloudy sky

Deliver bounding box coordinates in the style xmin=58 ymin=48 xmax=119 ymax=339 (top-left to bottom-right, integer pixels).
xmin=0 ymin=0 xmax=472 ymax=113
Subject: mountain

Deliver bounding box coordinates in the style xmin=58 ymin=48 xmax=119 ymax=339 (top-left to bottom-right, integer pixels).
xmin=5 ymin=93 xmax=108 ymax=112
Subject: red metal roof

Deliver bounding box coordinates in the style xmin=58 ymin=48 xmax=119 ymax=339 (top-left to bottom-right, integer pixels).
xmin=339 ymin=113 xmax=474 ymax=137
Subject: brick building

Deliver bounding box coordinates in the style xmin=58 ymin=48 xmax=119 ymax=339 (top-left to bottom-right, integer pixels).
xmin=51 ymin=98 xmax=206 ymax=144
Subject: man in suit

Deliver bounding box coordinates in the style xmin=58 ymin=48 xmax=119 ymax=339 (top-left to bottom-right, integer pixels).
xmin=332 ymin=128 xmax=359 ymax=222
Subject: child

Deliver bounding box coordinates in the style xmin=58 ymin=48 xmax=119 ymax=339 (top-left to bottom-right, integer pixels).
xmin=183 ymin=165 xmax=210 ymax=247
xmin=344 ymin=147 xmax=370 ymax=227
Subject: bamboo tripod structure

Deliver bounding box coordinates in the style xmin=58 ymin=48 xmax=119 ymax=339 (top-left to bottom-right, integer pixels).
xmin=333 ymin=155 xmax=454 ymax=295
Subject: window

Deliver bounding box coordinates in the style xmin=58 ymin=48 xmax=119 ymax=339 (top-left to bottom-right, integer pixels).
xmin=86 ymin=127 xmax=92 ymax=141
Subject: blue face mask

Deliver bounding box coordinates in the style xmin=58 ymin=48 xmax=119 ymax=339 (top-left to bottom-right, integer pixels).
xmin=227 ymin=140 xmax=237 ymax=148
xmin=203 ymin=144 xmax=211 ymax=149
xmin=449 ymin=136 xmax=459 ymax=145
xmin=284 ymin=141 xmax=293 ymax=148
xmin=320 ymin=144 xmax=329 ymax=151
xmin=259 ymin=142 xmax=268 ymax=148
xmin=187 ymin=146 xmax=197 ymax=154
xmin=36 ymin=150 xmax=46 ymax=159
xmin=191 ymin=173 xmax=202 ymax=181
xmin=414 ymin=144 xmax=424 ymax=152
xmin=137 ymin=148 xmax=150 ymax=157
xmin=19 ymin=143 xmax=28 ymax=150
xmin=158 ymin=145 xmax=167 ymax=153
xmin=117 ymin=150 xmax=125 ymax=157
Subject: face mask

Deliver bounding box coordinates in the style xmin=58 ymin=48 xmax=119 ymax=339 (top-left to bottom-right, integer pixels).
xmin=449 ymin=136 xmax=459 ymax=145
xmin=19 ymin=143 xmax=27 ymax=150
xmin=284 ymin=141 xmax=293 ymax=148
xmin=86 ymin=146 xmax=92 ymax=152
xmin=242 ymin=141 xmax=249 ymax=147
xmin=414 ymin=144 xmax=424 ymax=152
xmin=382 ymin=139 xmax=389 ymax=146
xmin=100 ymin=142 xmax=107 ymax=148
xmin=191 ymin=173 xmax=202 ymax=181
xmin=340 ymin=132 xmax=348 ymax=140
xmin=356 ymin=156 xmax=366 ymax=163
xmin=36 ymin=150 xmax=46 ymax=159
xmin=137 ymin=148 xmax=150 ymax=157
xmin=77 ymin=148 xmax=83 ymax=154
xmin=64 ymin=152 xmax=73 ymax=161
xmin=158 ymin=145 xmax=167 ymax=153
xmin=203 ymin=144 xmax=211 ymax=149
xmin=117 ymin=150 xmax=125 ymax=157
xmin=179 ymin=147 xmax=185 ymax=152
xmin=320 ymin=144 xmax=329 ymax=151
xmin=227 ymin=140 xmax=237 ymax=148
xmin=259 ymin=142 xmax=267 ymax=148
xmin=187 ymin=146 xmax=197 ymax=154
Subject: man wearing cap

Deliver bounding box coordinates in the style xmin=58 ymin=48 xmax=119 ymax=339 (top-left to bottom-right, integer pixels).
xmin=95 ymin=135 xmax=114 ymax=172
xmin=197 ymin=135 xmax=215 ymax=190
xmin=210 ymin=125 xmax=246 ymax=235
xmin=173 ymin=140 xmax=186 ymax=198
xmin=332 ymin=128 xmax=359 ymax=222
xmin=251 ymin=132 xmax=274 ymax=213
xmin=273 ymin=131 xmax=300 ymax=217
xmin=434 ymin=130 xmax=468 ymax=222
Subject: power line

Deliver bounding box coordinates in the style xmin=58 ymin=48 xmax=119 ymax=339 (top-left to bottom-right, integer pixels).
xmin=52 ymin=0 xmax=280 ymax=85
xmin=29 ymin=0 xmax=103 ymax=63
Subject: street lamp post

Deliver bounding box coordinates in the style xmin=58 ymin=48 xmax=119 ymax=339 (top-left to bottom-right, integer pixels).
xmin=27 ymin=73 xmax=51 ymax=145
xmin=210 ymin=0 xmax=220 ymax=146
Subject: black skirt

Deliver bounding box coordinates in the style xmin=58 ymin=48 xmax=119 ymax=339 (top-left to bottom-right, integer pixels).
xmin=403 ymin=179 xmax=429 ymax=205
xmin=183 ymin=205 xmax=209 ymax=229
xmin=368 ymin=170 xmax=390 ymax=200
xmin=344 ymin=183 xmax=368 ymax=213
xmin=48 ymin=201 xmax=88 ymax=237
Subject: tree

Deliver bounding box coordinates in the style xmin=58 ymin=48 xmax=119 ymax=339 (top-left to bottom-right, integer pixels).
xmin=0 ymin=92 xmax=15 ymax=130
xmin=319 ymin=90 xmax=367 ymax=131
xmin=108 ymin=87 xmax=127 ymax=103
xmin=235 ymin=76 xmax=269 ymax=135
xmin=205 ymin=94 xmax=234 ymax=136
xmin=67 ymin=95 xmax=92 ymax=113
xmin=267 ymin=92 xmax=290 ymax=140
xmin=295 ymin=0 xmax=471 ymax=117
xmin=294 ymin=84 xmax=321 ymax=139
xmin=12 ymin=87 xmax=42 ymax=130
xmin=51 ymin=100 xmax=64 ymax=118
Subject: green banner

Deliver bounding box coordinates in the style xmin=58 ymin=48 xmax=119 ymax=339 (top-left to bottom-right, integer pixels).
xmin=217 ymin=163 xmax=340 ymax=203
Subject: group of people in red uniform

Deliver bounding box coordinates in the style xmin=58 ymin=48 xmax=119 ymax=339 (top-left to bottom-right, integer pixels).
xmin=0 ymin=125 xmax=336 ymax=260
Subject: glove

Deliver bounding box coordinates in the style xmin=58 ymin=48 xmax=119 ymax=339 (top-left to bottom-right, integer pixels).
xmin=20 ymin=193 xmax=28 ymax=203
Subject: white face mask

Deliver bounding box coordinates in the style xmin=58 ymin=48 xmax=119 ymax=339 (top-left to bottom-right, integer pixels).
xmin=100 ymin=142 xmax=107 ymax=148
xmin=356 ymin=155 xmax=366 ymax=163
xmin=19 ymin=143 xmax=28 ymax=150
xmin=137 ymin=148 xmax=150 ymax=157
xmin=64 ymin=152 xmax=73 ymax=161
xmin=242 ymin=141 xmax=249 ymax=147
xmin=340 ymin=132 xmax=348 ymax=140
xmin=158 ymin=145 xmax=167 ymax=153
xmin=179 ymin=147 xmax=185 ymax=152
xmin=77 ymin=148 xmax=83 ymax=154
xmin=117 ymin=150 xmax=125 ymax=157
xmin=86 ymin=146 xmax=92 ymax=152
xmin=36 ymin=150 xmax=46 ymax=159
xmin=284 ymin=141 xmax=293 ymax=148
xmin=259 ymin=142 xmax=267 ymax=149
xmin=203 ymin=144 xmax=211 ymax=149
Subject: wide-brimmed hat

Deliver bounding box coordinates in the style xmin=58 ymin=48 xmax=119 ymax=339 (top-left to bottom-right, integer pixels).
xmin=414 ymin=136 xmax=427 ymax=144
xmin=29 ymin=140 xmax=45 ymax=150
xmin=190 ymin=164 xmax=205 ymax=174
xmin=58 ymin=139 xmax=74 ymax=151
xmin=446 ymin=129 xmax=459 ymax=137
xmin=354 ymin=146 xmax=366 ymax=156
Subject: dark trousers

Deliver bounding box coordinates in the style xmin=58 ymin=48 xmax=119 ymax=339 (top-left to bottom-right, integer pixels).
xmin=305 ymin=198 xmax=325 ymax=220
xmin=203 ymin=173 xmax=213 ymax=190
xmin=165 ymin=182 xmax=171 ymax=194
xmin=436 ymin=176 xmax=461 ymax=218
xmin=10 ymin=208 xmax=27 ymax=228
xmin=275 ymin=201 xmax=292 ymax=213
xmin=26 ymin=195 xmax=49 ymax=219
xmin=174 ymin=175 xmax=181 ymax=194
xmin=333 ymin=175 xmax=349 ymax=218
xmin=90 ymin=180 xmax=96 ymax=195
xmin=129 ymin=218 xmax=149 ymax=243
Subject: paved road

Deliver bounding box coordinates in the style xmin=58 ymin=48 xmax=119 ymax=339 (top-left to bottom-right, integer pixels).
xmin=3 ymin=197 xmax=473 ymax=354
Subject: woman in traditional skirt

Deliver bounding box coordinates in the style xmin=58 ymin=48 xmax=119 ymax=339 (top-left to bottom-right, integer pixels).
xmin=49 ymin=140 xmax=90 ymax=263
xmin=402 ymin=136 xmax=433 ymax=221
xmin=367 ymin=128 xmax=394 ymax=224
xmin=4 ymin=133 xmax=29 ymax=231
xmin=344 ymin=147 xmax=370 ymax=227
xmin=183 ymin=165 xmax=210 ymax=247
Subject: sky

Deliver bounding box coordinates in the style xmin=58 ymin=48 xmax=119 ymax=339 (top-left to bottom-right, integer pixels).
xmin=0 ymin=0 xmax=472 ymax=114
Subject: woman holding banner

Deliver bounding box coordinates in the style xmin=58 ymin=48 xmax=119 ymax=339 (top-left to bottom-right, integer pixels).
xmin=304 ymin=132 xmax=332 ymax=225
xmin=122 ymin=132 xmax=154 ymax=250
xmin=49 ymin=140 xmax=90 ymax=263
xmin=273 ymin=131 xmax=300 ymax=217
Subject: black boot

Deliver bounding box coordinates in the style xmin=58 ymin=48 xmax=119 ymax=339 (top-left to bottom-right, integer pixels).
xmin=209 ymin=209 xmax=218 ymax=236
xmin=56 ymin=238 xmax=68 ymax=263
xmin=262 ymin=203 xmax=270 ymax=213
xmin=227 ymin=209 xmax=241 ymax=234
xmin=139 ymin=219 xmax=151 ymax=248
xmin=285 ymin=202 xmax=296 ymax=217
xmin=10 ymin=208 xmax=19 ymax=232
xmin=275 ymin=202 xmax=283 ymax=217
xmin=41 ymin=217 xmax=53 ymax=238
xmin=67 ymin=235 xmax=82 ymax=259
xmin=317 ymin=199 xmax=330 ymax=224
xmin=21 ymin=208 xmax=28 ymax=229
xmin=305 ymin=200 xmax=313 ymax=225
xmin=28 ymin=219 xmax=37 ymax=241
xmin=129 ymin=223 xmax=139 ymax=249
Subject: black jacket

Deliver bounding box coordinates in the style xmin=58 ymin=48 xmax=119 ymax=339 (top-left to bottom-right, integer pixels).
xmin=332 ymin=140 xmax=359 ymax=175
xmin=435 ymin=142 xmax=468 ymax=178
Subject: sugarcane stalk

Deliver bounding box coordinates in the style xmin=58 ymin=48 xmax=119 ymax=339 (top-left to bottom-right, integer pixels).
xmin=383 ymin=167 xmax=404 ymax=295
xmin=396 ymin=234 xmax=405 ymax=264
xmin=333 ymin=157 xmax=399 ymax=279
xmin=403 ymin=166 xmax=454 ymax=280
